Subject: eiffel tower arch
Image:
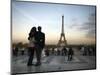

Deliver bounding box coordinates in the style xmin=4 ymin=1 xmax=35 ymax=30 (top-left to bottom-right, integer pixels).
xmin=57 ymin=15 xmax=67 ymax=47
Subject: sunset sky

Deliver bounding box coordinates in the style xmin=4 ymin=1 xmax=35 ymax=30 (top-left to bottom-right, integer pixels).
xmin=12 ymin=0 xmax=96 ymax=45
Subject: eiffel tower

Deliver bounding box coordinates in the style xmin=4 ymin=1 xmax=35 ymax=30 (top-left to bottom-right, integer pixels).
xmin=57 ymin=15 xmax=67 ymax=47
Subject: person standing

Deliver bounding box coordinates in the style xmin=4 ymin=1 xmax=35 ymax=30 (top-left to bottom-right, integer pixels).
xmin=81 ymin=46 xmax=85 ymax=56
xmin=21 ymin=47 xmax=25 ymax=55
xmin=62 ymin=47 xmax=67 ymax=56
xmin=15 ymin=46 xmax=18 ymax=56
xmin=35 ymin=26 xmax=45 ymax=66
xmin=57 ymin=49 xmax=60 ymax=56
xmin=68 ymin=47 xmax=74 ymax=61
xmin=45 ymin=48 xmax=49 ymax=56
xmin=27 ymin=27 xmax=37 ymax=66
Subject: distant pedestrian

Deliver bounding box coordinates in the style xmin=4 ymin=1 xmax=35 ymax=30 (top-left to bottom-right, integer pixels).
xmin=63 ymin=47 xmax=67 ymax=56
xmin=52 ymin=48 xmax=55 ymax=55
xmin=21 ymin=47 xmax=25 ymax=55
xmin=88 ymin=48 xmax=93 ymax=56
xmin=68 ymin=47 xmax=74 ymax=61
xmin=57 ymin=49 xmax=60 ymax=55
xmin=45 ymin=48 xmax=49 ymax=56
xmin=81 ymin=47 xmax=85 ymax=56
xmin=15 ymin=46 xmax=18 ymax=56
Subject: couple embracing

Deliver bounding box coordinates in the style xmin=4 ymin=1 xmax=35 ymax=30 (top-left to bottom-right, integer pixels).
xmin=27 ymin=26 xmax=45 ymax=66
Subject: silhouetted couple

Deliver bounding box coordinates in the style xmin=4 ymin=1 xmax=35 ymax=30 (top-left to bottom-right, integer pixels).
xmin=27 ymin=26 xmax=45 ymax=66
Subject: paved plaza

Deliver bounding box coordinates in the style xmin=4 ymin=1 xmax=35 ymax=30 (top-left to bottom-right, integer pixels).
xmin=12 ymin=49 xmax=96 ymax=74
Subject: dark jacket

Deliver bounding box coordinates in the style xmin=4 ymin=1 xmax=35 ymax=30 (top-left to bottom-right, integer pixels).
xmin=68 ymin=48 xmax=74 ymax=55
xmin=35 ymin=31 xmax=45 ymax=48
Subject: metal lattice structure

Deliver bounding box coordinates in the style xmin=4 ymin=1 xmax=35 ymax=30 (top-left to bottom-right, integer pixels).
xmin=57 ymin=15 xmax=67 ymax=47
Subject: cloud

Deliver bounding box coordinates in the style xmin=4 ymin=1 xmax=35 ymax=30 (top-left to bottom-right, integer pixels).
xmin=81 ymin=13 xmax=96 ymax=38
xmin=70 ymin=13 xmax=96 ymax=38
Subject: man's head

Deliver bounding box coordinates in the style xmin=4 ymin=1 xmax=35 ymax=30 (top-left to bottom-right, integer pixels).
xmin=38 ymin=26 xmax=42 ymax=32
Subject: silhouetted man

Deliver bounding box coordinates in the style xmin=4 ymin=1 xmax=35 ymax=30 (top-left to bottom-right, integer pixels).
xmin=15 ymin=46 xmax=18 ymax=56
xmin=45 ymin=48 xmax=49 ymax=56
xmin=61 ymin=48 xmax=64 ymax=56
xmin=52 ymin=48 xmax=55 ymax=55
xmin=68 ymin=47 xmax=74 ymax=61
xmin=62 ymin=47 xmax=67 ymax=56
xmin=21 ymin=47 xmax=25 ymax=55
xmin=57 ymin=49 xmax=60 ymax=55
xmin=35 ymin=26 xmax=45 ymax=66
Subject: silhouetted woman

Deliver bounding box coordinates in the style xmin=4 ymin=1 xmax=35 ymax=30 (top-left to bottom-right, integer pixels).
xmin=27 ymin=27 xmax=37 ymax=66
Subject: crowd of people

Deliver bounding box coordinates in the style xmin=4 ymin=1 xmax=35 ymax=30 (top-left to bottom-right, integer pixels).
xmin=80 ymin=46 xmax=96 ymax=56
xmin=44 ymin=47 xmax=74 ymax=61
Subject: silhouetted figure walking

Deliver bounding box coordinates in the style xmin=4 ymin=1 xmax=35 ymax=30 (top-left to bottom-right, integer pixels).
xmin=21 ymin=47 xmax=25 ymax=55
xmin=51 ymin=48 xmax=55 ymax=55
xmin=81 ymin=46 xmax=85 ymax=56
xmin=35 ymin=26 xmax=45 ymax=66
xmin=88 ymin=48 xmax=93 ymax=56
xmin=57 ymin=49 xmax=60 ymax=55
xmin=45 ymin=48 xmax=49 ymax=56
xmin=15 ymin=46 xmax=18 ymax=56
xmin=61 ymin=48 xmax=64 ymax=56
xmin=62 ymin=47 xmax=67 ymax=56
xmin=68 ymin=47 xmax=74 ymax=61
xmin=12 ymin=47 xmax=15 ymax=56
xmin=92 ymin=47 xmax=96 ymax=56
xmin=27 ymin=27 xmax=37 ymax=66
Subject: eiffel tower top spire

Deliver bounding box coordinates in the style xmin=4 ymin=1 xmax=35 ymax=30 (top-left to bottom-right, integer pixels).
xmin=62 ymin=15 xmax=64 ymax=34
